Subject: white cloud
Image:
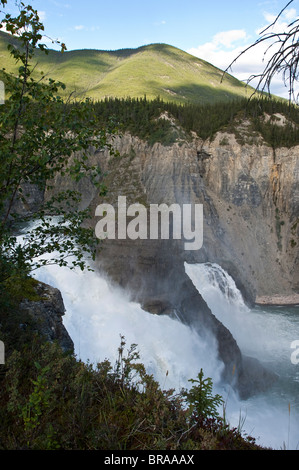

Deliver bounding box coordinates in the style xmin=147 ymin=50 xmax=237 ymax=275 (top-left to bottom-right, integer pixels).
xmin=213 ymin=29 xmax=248 ymax=48
xmin=72 ymin=25 xmax=99 ymax=32
xmin=37 ymin=11 xmax=46 ymax=22
xmin=284 ymin=7 xmax=297 ymax=22
xmin=187 ymin=29 xmax=251 ymax=76
xmin=258 ymin=6 xmax=298 ymax=35
xmin=262 ymin=12 xmax=277 ymax=26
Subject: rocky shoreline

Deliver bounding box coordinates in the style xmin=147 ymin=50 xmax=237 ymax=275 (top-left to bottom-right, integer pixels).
xmin=255 ymin=294 xmax=299 ymax=306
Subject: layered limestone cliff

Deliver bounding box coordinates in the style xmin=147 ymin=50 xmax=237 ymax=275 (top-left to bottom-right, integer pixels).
xmin=87 ymin=128 xmax=298 ymax=304
xmin=19 ymin=119 xmax=298 ymax=303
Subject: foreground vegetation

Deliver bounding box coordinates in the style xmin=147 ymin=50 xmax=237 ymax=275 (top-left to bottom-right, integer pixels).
xmin=0 ymin=290 xmax=265 ymax=450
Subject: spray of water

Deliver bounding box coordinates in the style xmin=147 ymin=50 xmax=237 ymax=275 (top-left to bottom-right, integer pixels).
xmin=32 ymin=259 xmax=299 ymax=449
xmin=184 ymin=262 xmax=299 ymax=450
xmin=16 ymin=223 xmax=299 ymax=448
xmin=33 ymin=261 xmax=224 ymax=393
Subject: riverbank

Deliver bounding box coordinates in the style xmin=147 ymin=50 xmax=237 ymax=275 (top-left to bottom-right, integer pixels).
xmin=255 ymin=294 xmax=299 ymax=306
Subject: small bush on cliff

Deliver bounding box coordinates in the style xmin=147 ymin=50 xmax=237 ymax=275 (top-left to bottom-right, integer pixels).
xmin=183 ymin=368 xmax=224 ymax=421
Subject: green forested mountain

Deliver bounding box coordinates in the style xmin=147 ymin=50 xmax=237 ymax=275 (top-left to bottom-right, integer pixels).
xmin=0 ymin=30 xmax=254 ymax=104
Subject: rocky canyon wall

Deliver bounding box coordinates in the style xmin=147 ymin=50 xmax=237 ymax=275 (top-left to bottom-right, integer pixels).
xmin=88 ymin=127 xmax=298 ymax=305
xmin=38 ymin=122 xmax=298 ymax=397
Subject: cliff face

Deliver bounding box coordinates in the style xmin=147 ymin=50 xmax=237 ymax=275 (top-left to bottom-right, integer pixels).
xmin=62 ymin=125 xmax=297 ymax=398
xmin=19 ymin=281 xmax=74 ymax=353
xmin=89 ymin=129 xmax=298 ymax=304
xmin=196 ymin=131 xmax=299 ymax=303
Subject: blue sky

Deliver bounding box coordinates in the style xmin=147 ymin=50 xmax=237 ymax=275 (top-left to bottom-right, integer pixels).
xmin=2 ymin=0 xmax=299 ymax=98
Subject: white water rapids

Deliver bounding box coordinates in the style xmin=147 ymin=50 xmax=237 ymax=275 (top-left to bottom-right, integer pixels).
xmin=29 ymin=256 xmax=299 ymax=450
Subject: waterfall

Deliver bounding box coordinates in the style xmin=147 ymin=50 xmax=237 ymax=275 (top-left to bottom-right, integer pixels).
xmin=33 ymin=259 xmax=299 ymax=449
xmin=16 ymin=222 xmax=299 ymax=448
xmin=184 ymin=262 xmax=254 ymax=357
xmin=184 ymin=262 xmax=299 ymax=450
xmin=32 ymin=261 xmax=224 ymax=393
xmin=184 ymin=262 xmax=299 ymax=365
xmin=16 ymin=221 xmax=222 ymax=390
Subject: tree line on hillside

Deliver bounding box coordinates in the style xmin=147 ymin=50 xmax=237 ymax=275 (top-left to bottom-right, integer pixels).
xmin=71 ymin=95 xmax=299 ymax=148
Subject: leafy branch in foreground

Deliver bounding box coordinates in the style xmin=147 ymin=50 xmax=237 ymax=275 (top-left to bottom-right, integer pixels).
xmin=0 ymin=1 xmax=117 ymax=284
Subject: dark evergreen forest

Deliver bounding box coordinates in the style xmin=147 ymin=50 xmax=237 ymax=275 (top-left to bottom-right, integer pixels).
xmin=88 ymin=95 xmax=299 ymax=148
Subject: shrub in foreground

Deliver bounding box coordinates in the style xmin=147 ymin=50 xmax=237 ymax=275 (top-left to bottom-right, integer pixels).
xmin=0 ymin=335 xmax=265 ymax=450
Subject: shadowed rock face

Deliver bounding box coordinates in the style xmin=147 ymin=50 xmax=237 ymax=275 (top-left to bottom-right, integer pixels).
xmin=80 ymin=130 xmax=298 ymax=305
xmin=13 ymin=129 xmax=299 ymax=302
xmin=19 ymin=281 xmax=74 ymax=353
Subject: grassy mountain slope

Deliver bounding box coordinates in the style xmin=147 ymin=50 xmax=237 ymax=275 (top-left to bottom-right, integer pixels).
xmin=0 ymin=30 xmax=254 ymax=104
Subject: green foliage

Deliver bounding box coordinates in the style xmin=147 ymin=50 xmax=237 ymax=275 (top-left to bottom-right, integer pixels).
xmin=22 ymin=362 xmax=51 ymax=436
xmin=0 ymin=336 xmax=264 ymax=450
xmin=0 ymin=2 xmax=116 ymax=289
xmin=91 ymin=95 xmax=299 ymax=147
xmin=183 ymin=368 xmax=224 ymax=421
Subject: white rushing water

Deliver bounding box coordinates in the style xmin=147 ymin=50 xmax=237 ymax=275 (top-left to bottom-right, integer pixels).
xmin=185 ymin=262 xmax=299 ymax=450
xmin=20 ymin=216 xmax=298 ymax=451
xmin=32 ymin=261 xmax=224 ymax=393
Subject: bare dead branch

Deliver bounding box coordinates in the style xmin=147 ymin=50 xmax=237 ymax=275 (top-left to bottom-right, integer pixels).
xmin=221 ymin=0 xmax=299 ymax=104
